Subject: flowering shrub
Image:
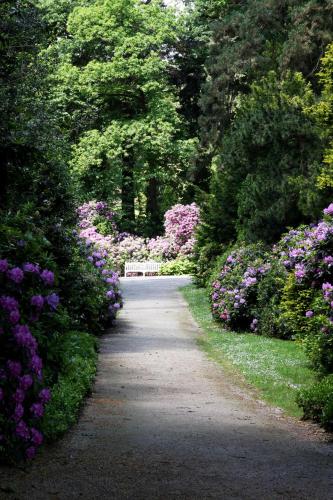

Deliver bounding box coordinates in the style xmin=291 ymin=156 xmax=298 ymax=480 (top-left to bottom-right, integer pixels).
xmin=0 ymin=204 xmax=124 ymax=463
xmin=78 ymin=201 xmax=200 ymax=274
xmin=82 ymin=247 xmax=122 ymax=320
xmin=77 ymin=202 xmax=123 ymax=315
xmin=0 ymin=260 xmax=53 ymax=462
xmin=163 ymin=203 xmax=200 ymax=258
xmin=210 ymin=244 xmax=269 ymax=331
xmin=210 ymin=204 xmax=333 ymax=367
xmin=274 ymin=207 xmax=333 ymax=373
xmin=108 ymin=235 xmax=149 ymax=272
xmin=165 ymin=203 xmax=200 ymax=247
xmin=207 ymin=203 xmax=333 ymax=428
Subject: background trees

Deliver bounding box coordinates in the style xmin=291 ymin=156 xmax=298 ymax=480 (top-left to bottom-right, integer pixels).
xmin=194 ymin=0 xmax=333 ymax=252
xmin=41 ymin=0 xmax=195 ymax=235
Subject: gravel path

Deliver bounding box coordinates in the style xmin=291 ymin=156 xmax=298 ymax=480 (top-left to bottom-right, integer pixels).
xmin=1 ymin=276 xmax=333 ymax=500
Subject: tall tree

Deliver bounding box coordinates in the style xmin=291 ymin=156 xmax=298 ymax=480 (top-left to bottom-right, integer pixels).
xmin=195 ymin=0 xmax=333 ymax=250
xmin=44 ymin=0 xmax=193 ymax=234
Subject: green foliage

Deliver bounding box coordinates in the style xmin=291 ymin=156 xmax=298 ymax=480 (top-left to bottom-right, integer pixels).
xmin=193 ymin=241 xmax=226 ymax=287
xmin=199 ymin=0 xmax=333 ymax=153
xmin=278 ymin=274 xmax=333 ymax=374
xmin=220 ymin=72 xmax=323 ymax=243
xmin=195 ymin=0 xmax=333 ymax=252
xmin=278 ymin=273 xmax=318 ymax=340
xmin=43 ymin=0 xmax=193 ymax=233
xmin=255 ymin=260 xmax=288 ymax=339
xmin=313 ymin=43 xmax=333 ymax=189
xmin=41 ymin=331 xmax=97 ymax=440
xmin=297 ymin=375 xmax=333 ymax=429
xmin=159 ymin=258 xmax=195 ymax=276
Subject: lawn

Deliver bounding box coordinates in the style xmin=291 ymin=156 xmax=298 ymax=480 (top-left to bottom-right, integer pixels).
xmin=181 ymin=284 xmax=317 ymax=417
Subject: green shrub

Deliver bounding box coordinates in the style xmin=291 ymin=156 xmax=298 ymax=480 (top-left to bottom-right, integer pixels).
xmin=255 ymin=260 xmax=288 ymax=338
xmin=159 ymin=258 xmax=196 ymax=276
xmin=41 ymin=331 xmax=97 ymax=441
xmin=62 ymin=250 xmax=111 ymax=335
xmin=297 ymin=374 xmax=333 ymax=429
xmin=276 ymin=272 xmax=333 ymax=374
xmin=193 ymin=242 xmax=225 ymax=287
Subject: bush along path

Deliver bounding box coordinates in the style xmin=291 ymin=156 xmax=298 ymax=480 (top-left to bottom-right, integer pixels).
xmin=0 ymin=214 xmax=122 ymax=464
xmin=1 ymin=277 xmax=333 ymax=499
xmin=206 ymin=204 xmax=333 ymax=428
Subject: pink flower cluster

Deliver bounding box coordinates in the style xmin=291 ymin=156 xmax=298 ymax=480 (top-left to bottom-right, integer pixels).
xmin=78 ymin=201 xmax=200 ymax=274
xmin=164 ymin=203 xmax=200 ymax=256
xmin=148 ymin=204 xmax=200 ymax=260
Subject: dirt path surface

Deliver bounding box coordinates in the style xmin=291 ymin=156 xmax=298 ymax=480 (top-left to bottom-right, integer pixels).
xmin=1 ymin=276 xmax=333 ymax=500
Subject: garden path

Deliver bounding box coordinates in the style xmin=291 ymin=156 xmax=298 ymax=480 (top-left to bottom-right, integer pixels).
xmin=1 ymin=276 xmax=333 ymax=499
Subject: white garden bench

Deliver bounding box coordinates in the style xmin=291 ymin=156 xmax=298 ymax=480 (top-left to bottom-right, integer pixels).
xmin=124 ymin=261 xmax=162 ymax=277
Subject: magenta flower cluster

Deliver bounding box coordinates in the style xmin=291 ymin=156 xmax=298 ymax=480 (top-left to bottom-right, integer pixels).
xmin=0 ymin=260 xmax=53 ymax=461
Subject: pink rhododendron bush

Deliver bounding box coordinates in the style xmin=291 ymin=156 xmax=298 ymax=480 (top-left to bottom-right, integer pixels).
xmin=209 ymin=204 xmax=333 ymax=428
xmin=78 ymin=201 xmax=200 ymax=275
xmin=148 ymin=203 xmax=200 ymax=261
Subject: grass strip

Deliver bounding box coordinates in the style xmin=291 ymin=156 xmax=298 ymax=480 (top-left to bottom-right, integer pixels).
xmin=181 ymin=284 xmax=316 ymax=417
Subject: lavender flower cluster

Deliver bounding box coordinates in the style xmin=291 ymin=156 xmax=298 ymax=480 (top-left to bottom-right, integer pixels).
xmin=211 ymin=247 xmax=270 ymax=330
xmin=275 ymin=203 xmax=333 ymax=333
xmin=210 ymin=203 xmax=333 ymax=346
xmin=77 ymin=202 xmax=122 ymax=314
xmin=0 ymin=259 xmax=53 ymax=461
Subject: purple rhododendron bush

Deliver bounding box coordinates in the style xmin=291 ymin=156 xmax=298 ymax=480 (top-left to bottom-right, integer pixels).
xmin=0 ymin=260 xmax=53 ymax=462
xmin=209 ymin=204 xmax=333 ymax=428
xmin=0 ymin=211 xmax=122 ymax=463
xmin=78 ymin=201 xmax=200 ymax=275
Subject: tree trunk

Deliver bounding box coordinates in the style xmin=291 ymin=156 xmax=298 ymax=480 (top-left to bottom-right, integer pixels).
xmin=121 ymin=155 xmax=136 ymax=232
xmin=146 ymin=177 xmax=162 ymax=237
